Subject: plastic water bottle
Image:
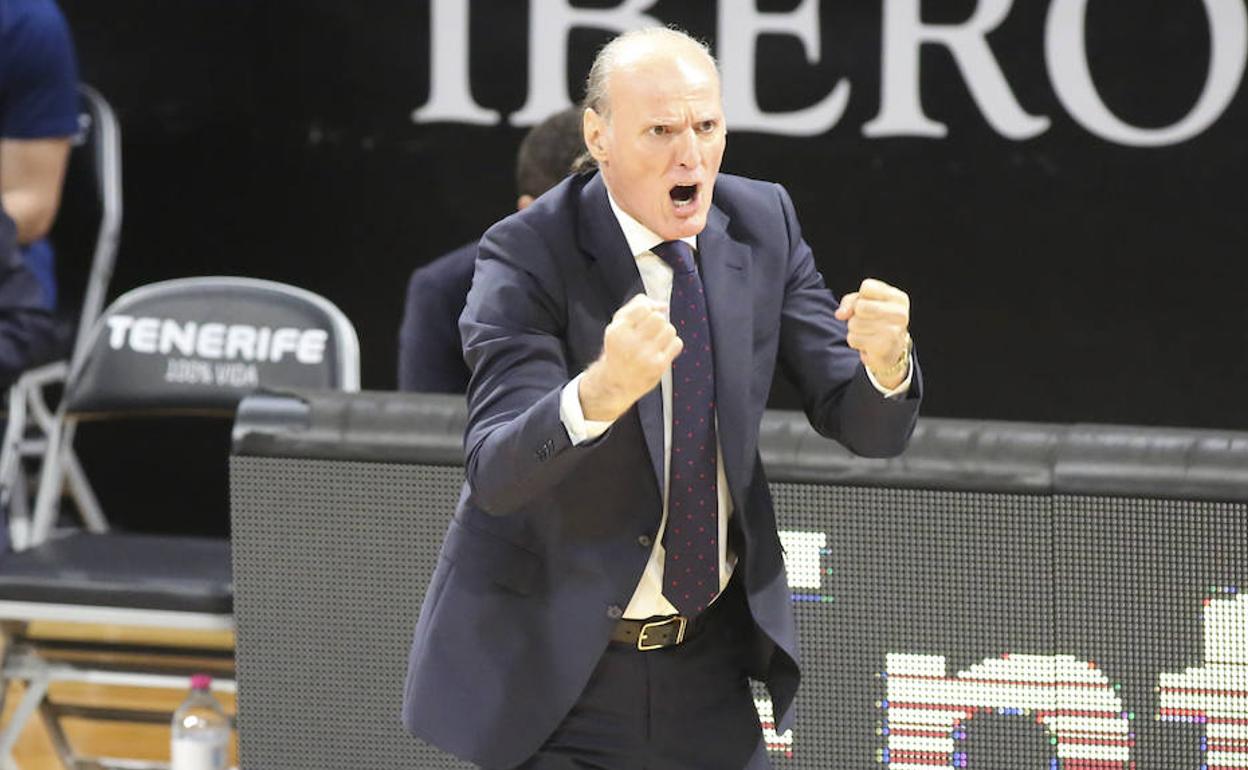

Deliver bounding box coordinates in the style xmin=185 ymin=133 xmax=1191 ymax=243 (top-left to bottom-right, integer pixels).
xmin=171 ymin=673 xmax=229 ymax=770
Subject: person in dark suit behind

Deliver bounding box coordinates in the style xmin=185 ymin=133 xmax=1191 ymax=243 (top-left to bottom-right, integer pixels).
xmin=402 ymin=27 xmax=922 ymax=770
xmin=398 ymin=107 xmax=586 ymax=392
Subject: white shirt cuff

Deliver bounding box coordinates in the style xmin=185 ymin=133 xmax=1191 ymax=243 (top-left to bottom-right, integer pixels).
xmin=863 ymin=355 xmax=914 ymax=399
xmin=560 ymin=373 xmax=615 ymax=445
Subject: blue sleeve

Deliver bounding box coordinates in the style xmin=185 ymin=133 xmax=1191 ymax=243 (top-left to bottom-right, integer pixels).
xmin=0 ymin=0 xmax=80 ymax=139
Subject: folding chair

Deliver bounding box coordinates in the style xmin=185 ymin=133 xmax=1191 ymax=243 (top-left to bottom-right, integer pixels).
xmin=0 ymin=276 xmax=359 ymax=770
xmin=1 ymin=83 xmax=123 ymax=551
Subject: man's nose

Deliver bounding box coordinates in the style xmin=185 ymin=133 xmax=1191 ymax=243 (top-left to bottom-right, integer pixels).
xmin=674 ymin=127 xmax=700 ymax=169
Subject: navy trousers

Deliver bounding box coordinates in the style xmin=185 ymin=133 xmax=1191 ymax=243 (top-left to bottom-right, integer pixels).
xmin=513 ymin=580 xmax=772 ymax=770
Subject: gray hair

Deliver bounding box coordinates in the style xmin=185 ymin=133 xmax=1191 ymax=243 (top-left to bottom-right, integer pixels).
xmin=573 ymin=26 xmax=717 ymax=171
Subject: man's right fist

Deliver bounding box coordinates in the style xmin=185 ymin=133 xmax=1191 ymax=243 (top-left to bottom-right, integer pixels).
xmin=579 ymin=294 xmax=683 ymax=422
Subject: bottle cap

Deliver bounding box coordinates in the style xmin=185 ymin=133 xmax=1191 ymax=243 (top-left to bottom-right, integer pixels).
xmin=190 ymin=673 xmax=212 ymax=690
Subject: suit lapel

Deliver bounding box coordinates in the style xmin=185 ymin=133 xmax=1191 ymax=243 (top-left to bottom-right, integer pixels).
xmin=577 ymin=174 xmax=642 ymax=307
xmin=577 ymin=174 xmax=666 ymax=490
xmin=697 ymin=205 xmax=753 ymax=509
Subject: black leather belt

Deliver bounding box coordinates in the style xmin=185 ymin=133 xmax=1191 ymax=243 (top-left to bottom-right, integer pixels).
xmin=611 ymin=615 xmax=690 ymax=651
xmin=611 ymin=578 xmax=742 ymax=651
xmin=611 ymin=604 xmax=722 ymax=651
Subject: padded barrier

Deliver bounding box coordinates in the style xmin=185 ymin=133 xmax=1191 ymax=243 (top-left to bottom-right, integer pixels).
xmin=230 ymin=390 xmax=1248 ymax=770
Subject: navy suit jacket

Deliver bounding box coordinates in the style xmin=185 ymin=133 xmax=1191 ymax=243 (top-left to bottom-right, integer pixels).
xmin=402 ymin=171 xmax=922 ymax=769
xmin=398 ymin=240 xmax=476 ymax=393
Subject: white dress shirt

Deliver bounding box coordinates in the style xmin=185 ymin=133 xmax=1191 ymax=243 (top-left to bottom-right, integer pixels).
xmin=559 ymin=194 xmax=912 ymax=620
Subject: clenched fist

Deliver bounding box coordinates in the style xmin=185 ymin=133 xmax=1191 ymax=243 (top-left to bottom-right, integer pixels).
xmin=579 ymin=294 xmax=684 ymax=422
xmin=834 ymin=278 xmax=912 ymax=390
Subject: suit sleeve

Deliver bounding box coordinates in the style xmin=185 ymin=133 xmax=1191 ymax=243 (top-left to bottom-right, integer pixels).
xmin=398 ymin=256 xmax=473 ymax=393
xmin=458 ymin=216 xmax=608 ymax=515
xmin=774 ymin=184 xmax=922 ymax=458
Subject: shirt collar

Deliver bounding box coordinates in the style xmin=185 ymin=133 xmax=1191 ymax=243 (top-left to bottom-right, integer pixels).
xmin=606 ymin=190 xmax=698 ymax=259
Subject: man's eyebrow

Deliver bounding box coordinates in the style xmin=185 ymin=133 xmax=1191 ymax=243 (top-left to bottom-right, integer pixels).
xmin=646 ymin=114 xmax=699 ymax=124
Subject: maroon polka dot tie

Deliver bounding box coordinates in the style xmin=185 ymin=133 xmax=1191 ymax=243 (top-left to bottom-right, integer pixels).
xmin=652 ymin=240 xmax=719 ymax=617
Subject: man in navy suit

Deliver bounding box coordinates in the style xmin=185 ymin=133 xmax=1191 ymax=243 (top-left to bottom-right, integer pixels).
xmin=403 ymin=27 xmax=921 ymax=770
xmin=398 ymin=108 xmax=586 ymax=393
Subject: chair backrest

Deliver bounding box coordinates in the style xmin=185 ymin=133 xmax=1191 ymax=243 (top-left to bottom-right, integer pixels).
xmin=51 ymin=83 xmax=123 ymax=365
xmin=63 ymin=276 xmax=360 ymax=415
xmin=70 ymin=85 xmax=123 ymax=364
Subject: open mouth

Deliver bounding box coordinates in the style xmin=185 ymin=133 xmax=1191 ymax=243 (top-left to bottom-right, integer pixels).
xmin=669 ymin=184 xmax=698 ymax=209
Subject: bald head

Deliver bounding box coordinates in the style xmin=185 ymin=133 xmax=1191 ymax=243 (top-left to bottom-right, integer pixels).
xmin=582 ymin=27 xmax=719 ymax=119
xmin=580 ymin=27 xmax=727 ymax=241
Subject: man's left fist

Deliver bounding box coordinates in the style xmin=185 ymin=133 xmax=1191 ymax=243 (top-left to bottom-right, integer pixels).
xmin=834 ymin=278 xmax=912 ymax=389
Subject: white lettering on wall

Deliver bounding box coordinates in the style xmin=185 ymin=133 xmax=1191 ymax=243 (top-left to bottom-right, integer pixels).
xmin=864 ymin=0 xmax=1049 ymax=139
xmin=512 ymin=0 xmax=662 ymax=126
xmin=1046 ymin=0 xmax=1248 ymax=147
xmin=416 ymin=0 xmax=1248 ymax=145
xmin=412 ymin=0 xmax=500 ymax=125
xmin=718 ymin=0 xmax=850 ymax=136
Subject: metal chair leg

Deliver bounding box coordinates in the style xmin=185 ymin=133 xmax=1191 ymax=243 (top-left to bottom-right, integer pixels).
xmin=1 ymin=383 xmax=29 ymax=549
xmin=0 ymin=676 xmax=49 ymax=762
xmin=39 ymin=697 xmax=79 ymax=770
xmin=29 ymin=416 xmax=68 ymax=546
xmin=62 ymin=424 xmax=106 ymax=534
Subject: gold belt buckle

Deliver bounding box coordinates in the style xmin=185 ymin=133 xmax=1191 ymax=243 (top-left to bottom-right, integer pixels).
xmin=637 ymin=616 xmax=687 ymax=651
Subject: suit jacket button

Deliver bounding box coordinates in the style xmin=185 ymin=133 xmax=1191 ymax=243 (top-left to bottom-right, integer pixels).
xmin=535 ymin=438 xmax=555 ymax=461
xmin=606 ymin=605 xmax=623 ymax=620
xmin=637 ymin=534 xmax=653 ymax=548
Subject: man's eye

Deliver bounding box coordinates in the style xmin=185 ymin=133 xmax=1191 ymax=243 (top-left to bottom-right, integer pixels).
xmin=697 ymin=121 xmax=717 ymax=133
xmin=650 ymin=125 xmax=668 ymax=136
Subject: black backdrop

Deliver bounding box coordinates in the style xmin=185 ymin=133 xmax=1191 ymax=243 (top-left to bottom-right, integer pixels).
xmin=56 ymin=0 xmax=1248 ymax=426
xmin=54 ymin=0 xmax=1248 ymax=432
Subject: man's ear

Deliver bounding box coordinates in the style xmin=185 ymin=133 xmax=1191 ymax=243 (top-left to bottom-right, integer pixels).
xmin=583 ymin=108 xmax=609 ymax=164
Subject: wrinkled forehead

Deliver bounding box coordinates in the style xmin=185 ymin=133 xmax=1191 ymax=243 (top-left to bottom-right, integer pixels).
xmin=606 ymin=51 xmax=723 ymax=119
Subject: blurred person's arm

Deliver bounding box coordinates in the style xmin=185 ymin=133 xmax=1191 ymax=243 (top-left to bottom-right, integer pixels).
xmin=1 ymin=137 xmax=70 ymax=243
